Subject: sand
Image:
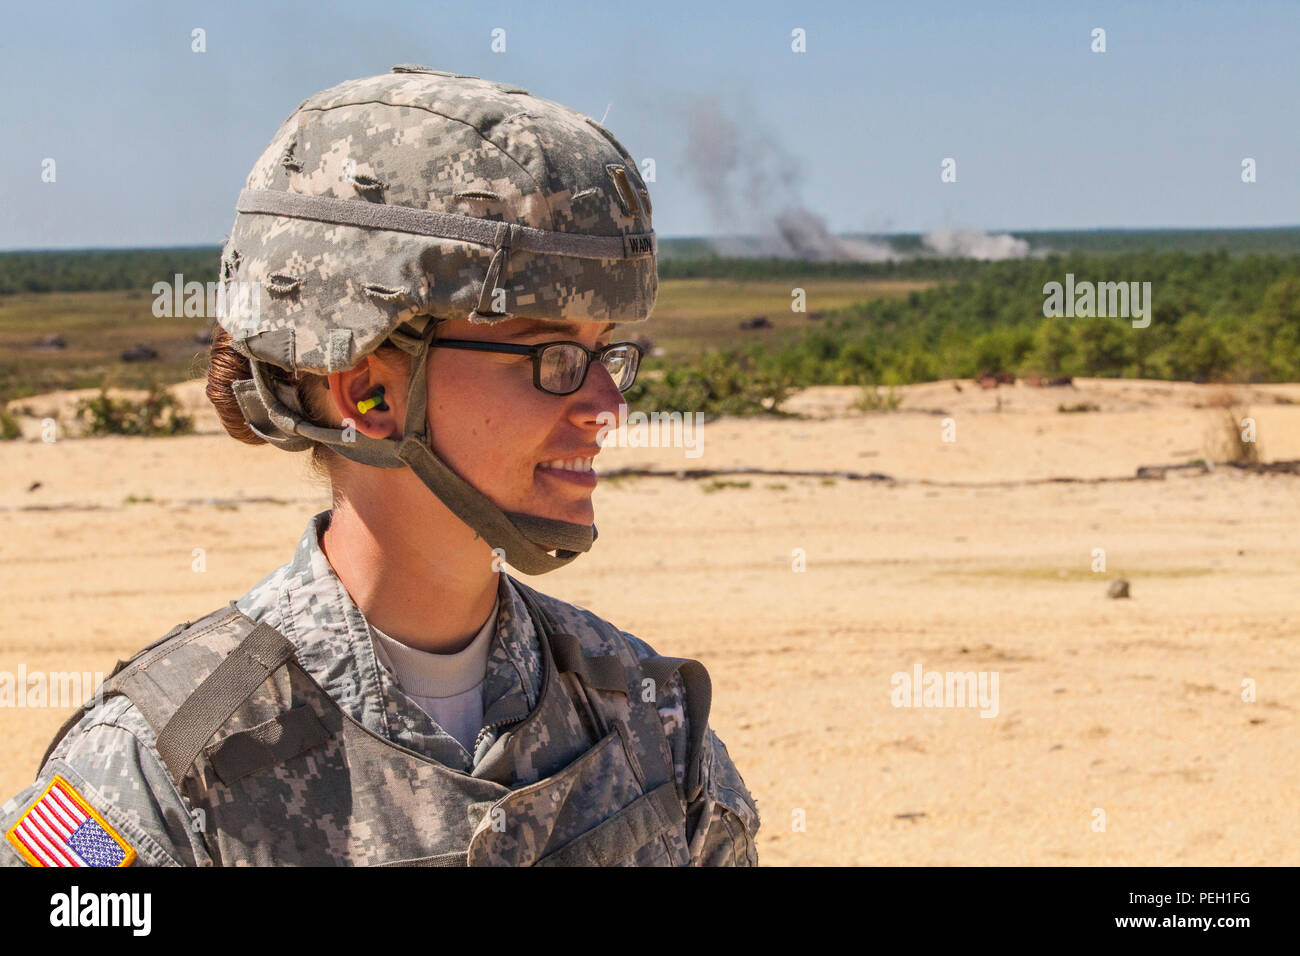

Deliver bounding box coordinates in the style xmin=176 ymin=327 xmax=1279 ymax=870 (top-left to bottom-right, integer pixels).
xmin=2 ymin=377 xmax=1297 ymax=864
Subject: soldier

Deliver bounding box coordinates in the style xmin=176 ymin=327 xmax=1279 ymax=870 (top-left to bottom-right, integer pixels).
xmin=1 ymin=66 xmax=759 ymax=866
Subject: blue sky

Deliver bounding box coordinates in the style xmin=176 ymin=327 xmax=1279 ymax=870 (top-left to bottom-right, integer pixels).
xmin=1 ymin=0 xmax=1296 ymax=250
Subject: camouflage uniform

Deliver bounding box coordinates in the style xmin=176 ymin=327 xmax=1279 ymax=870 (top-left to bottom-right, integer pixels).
xmin=1 ymin=510 xmax=760 ymax=866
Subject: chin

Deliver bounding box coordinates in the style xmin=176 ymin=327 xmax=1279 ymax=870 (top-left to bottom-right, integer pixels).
xmin=527 ymin=476 xmax=595 ymax=526
xmin=554 ymin=504 xmax=594 ymax=526
xmin=509 ymin=491 xmax=593 ymax=527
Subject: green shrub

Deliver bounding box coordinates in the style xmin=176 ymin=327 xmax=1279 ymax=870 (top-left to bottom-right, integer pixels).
xmin=1157 ymin=313 xmax=1235 ymax=382
xmin=0 ymin=405 xmax=21 ymax=440
xmin=626 ymin=350 xmax=795 ymax=418
xmin=732 ymin=252 xmax=1300 ymax=387
xmin=74 ymin=385 xmax=195 ymax=436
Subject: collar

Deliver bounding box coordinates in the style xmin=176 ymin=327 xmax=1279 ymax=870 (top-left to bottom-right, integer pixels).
xmin=234 ymin=509 xmax=543 ymax=769
xmin=369 ymin=592 xmax=500 ymax=698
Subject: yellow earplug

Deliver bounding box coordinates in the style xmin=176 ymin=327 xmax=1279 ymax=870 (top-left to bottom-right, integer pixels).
xmin=356 ymin=385 xmax=388 ymax=415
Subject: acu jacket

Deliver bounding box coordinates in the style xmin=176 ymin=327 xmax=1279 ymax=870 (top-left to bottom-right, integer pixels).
xmin=1 ymin=510 xmax=759 ymax=867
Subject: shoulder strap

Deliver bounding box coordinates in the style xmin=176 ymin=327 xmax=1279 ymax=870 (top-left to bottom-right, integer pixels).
xmin=546 ymin=632 xmax=628 ymax=694
xmin=39 ymin=602 xmax=300 ymax=788
xmin=154 ymin=619 xmax=297 ymax=782
xmin=639 ymin=656 xmax=712 ymax=802
xmin=510 ymin=577 xmax=713 ymax=802
xmin=37 ymin=606 xmax=229 ymax=771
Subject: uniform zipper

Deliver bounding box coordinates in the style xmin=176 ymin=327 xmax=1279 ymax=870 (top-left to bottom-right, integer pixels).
xmin=471 ymin=712 xmax=527 ymax=761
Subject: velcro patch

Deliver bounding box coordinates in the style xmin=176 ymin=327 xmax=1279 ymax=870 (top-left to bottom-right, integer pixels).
xmin=5 ymin=775 xmax=136 ymax=867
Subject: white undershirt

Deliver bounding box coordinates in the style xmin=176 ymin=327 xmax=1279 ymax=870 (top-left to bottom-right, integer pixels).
xmin=367 ymin=595 xmax=499 ymax=754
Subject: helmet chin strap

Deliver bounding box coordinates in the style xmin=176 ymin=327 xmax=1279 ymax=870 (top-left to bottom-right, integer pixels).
xmin=231 ymin=318 xmax=597 ymax=575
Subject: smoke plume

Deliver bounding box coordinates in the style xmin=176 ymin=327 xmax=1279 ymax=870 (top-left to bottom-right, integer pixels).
xmin=678 ymin=97 xmax=1029 ymax=262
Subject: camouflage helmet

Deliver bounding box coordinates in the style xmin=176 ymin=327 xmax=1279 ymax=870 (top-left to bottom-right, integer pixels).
xmin=215 ymin=66 xmax=657 ymax=574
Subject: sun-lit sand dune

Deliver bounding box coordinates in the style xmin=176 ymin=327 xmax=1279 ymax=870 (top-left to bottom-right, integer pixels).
xmin=2 ymin=378 xmax=1297 ymax=864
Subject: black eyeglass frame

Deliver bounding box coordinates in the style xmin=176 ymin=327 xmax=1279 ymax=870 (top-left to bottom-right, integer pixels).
xmin=427 ymin=338 xmax=645 ymax=396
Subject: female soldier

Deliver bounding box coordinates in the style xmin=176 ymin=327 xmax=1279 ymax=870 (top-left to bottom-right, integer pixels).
xmin=1 ymin=67 xmax=759 ymax=867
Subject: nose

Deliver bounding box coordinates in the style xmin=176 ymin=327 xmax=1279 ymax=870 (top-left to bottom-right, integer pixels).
xmin=568 ymin=357 xmax=627 ymax=428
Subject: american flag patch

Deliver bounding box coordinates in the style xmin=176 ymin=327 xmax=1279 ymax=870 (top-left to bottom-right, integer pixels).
xmin=5 ymin=775 xmax=135 ymax=868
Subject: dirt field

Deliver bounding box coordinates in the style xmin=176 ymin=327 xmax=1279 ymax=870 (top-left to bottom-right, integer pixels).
xmin=2 ymin=377 xmax=1297 ymax=865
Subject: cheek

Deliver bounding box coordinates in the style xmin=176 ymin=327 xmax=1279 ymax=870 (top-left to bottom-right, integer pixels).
xmin=424 ymin=356 xmax=546 ymax=485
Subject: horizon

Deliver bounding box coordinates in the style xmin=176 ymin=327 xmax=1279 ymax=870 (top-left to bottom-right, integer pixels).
xmin=6 ymin=223 xmax=1300 ymax=257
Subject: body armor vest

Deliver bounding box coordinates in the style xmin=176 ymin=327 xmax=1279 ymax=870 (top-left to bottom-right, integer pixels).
xmin=41 ymin=581 xmax=716 ymax=866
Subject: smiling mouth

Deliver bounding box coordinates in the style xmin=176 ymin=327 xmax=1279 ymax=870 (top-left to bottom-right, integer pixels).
xmin=535 ymin=459 xmax=597 ymax=488
xmin=537 ymin=457 xmax=595 ymax=473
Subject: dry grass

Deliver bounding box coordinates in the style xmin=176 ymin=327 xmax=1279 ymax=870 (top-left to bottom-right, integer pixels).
xmin=647 ymin=277 xmax=937 ymax=359
xmin=853 ymin=385 xmax=903 ymax=412
xmin=1203 ymin=387 xmax=1263 ymax=464
xmin=0 ymin=290 xmax=213 ymax=403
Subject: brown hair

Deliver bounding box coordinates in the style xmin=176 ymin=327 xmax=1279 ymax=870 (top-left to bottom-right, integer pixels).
xmin=205 ymin=326 xmax=409 ymax=484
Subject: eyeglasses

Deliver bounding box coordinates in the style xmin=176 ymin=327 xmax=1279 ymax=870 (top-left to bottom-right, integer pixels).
xmin=427 ymin=338 xmax=644 ymax=396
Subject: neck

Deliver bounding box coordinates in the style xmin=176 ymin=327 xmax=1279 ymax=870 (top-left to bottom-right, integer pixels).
xmin=320 ymin=473 xmax=500 ymax=655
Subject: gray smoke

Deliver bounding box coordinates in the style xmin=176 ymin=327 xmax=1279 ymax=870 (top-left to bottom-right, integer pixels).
xmin=922 ymin=228 xmax=1030 ymax=261
xmin=678 ymin=97 xmax=1029 ymax=262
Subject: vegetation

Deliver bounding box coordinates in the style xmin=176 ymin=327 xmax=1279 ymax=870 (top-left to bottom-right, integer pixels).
xmin=0 ymin=248 xmax=219 ymax=294
xmin=1203 ymin=391 xmax=1263 ymax=464
xmin=0 ymin=405 xmax=20 ymax=440
xmin=624 ymin=349 xmax=795 ymax=418
xmin=648 ymin=253 xmax=1300 ymax=402
xmin=5 ymin=226 xmax=1299 ymax=293
xmin=0 ymin=290 xmax=216 ymax=404
xmin=702 ymin=479 xmax=752 ymax=493
xmin=852 ymin=385 xmax=902 ymax=412
xmin=4 ymin=238 xmax=1300 ymax=421
xmin=74 ymin=385 xmax=195 ymax=437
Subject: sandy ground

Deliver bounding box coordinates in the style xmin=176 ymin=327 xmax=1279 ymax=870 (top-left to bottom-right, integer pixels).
xmin=1 ymin=377 xmax=1297 ymax=865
